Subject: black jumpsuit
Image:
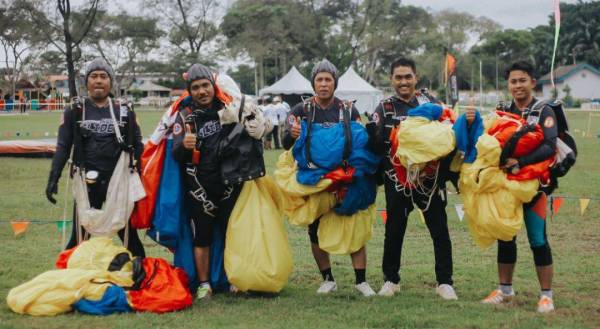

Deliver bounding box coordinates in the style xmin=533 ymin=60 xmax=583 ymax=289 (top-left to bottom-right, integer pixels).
xmin=172 ymin=100 xmax=242 ymax=248
xmin=50 ymin=98 xmax=145 ymax=257
xmin=369 ymin=94 xmax=454 ymax=285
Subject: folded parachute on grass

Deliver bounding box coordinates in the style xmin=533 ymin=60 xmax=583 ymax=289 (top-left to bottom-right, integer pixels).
xmin=456 ymin=111 xmax=547 ymax=248
xmin=6 ymin=238 xmax=192 ymax=316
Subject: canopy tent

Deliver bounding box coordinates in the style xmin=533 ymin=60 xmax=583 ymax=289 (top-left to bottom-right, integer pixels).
xmin=259 ymin=67 xmax=313 ymax=106
xmin=335 ymin=67 xmax=384 ymax=114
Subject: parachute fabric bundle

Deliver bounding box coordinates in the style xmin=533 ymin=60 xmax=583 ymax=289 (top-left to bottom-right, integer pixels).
xmin=6 ymin=238 xmax=193 ymax=316
xmin=274 ymin=150 xmax=336 ymax=226
xmin=72 ymin=151 xmax=145 ymax=237
xmin=6 ymin=269 xmax=133 ymax=316
xmin=458 ymin=112 xmax=544 ymax=248
xmin=224 ymin=176 xmax=293 ymax=293
xmin=274 ymin=118 xmax=379 ymax=255
xmin=393 ymin=103 xmax=456 ymax=169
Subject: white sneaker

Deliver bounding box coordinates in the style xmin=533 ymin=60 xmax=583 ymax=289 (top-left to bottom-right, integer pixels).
xmin=355 ymin=282 xmax=376 ymax=297
xmin=436 ymin=284 xmax=458 ymax=300
xmin=537 ymin=295 xmax=555 ymax=313
xmin=378 ymin=281 xmax=400 ymax=297
xmin=316 ymin=280 xmax=337 ymax=294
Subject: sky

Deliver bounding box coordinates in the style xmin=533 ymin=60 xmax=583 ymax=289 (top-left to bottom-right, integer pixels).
xmin=402 ymin=0 xmax=586 ymax=30
xmin=1 ymin=0 xmax=591 ymax=69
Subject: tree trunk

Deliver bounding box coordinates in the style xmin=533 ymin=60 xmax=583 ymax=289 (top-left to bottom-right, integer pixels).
xmin=66 ymin=44 xmax=78 ymax=97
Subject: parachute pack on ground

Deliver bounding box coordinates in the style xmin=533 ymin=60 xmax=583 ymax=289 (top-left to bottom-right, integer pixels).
xmin=7 ymin=238 xmax=192 ymax=316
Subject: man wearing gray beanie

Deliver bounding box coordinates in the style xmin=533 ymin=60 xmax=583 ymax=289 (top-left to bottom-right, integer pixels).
xmin=172 ymin=63 xmax=270 ymax=300
xmin=282 ymin=59 xmax=377 ymax=297
xmin=46 ymin=57 xmax=145 ymax=257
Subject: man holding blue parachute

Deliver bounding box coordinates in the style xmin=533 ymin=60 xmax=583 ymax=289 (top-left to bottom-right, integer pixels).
xmin=281 ymin=59 xmax=380 ymax=296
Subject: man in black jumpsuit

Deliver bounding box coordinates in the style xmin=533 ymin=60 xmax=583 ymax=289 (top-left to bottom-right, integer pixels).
xmin=481 ymin=61 xmax=557 ymax=313
xmin=282 ymin=59 xmax=377 ymax=297
xmin=368 ymin=58 xmax=456 ymax=299
xmin=172 ymin=63 xmax=267 ymax=299
xmin=45 ymin=58 xmax=145 ymax=257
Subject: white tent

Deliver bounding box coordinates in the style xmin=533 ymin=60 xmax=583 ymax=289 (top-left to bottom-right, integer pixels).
xmin=335 ymin=67 xmax=383 ymax=114
xmin=259 ymin=66 xmax=313 ymax=96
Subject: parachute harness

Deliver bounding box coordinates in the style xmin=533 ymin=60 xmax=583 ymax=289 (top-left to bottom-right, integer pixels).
xmin=185 ymin=166 xmax=217 ymax=217
xmin=382 ymin=94 xmax=441 ymax=212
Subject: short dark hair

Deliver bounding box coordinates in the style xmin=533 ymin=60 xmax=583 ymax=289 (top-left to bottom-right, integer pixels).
xmin=390 ymin=58 xmax=417 ymax=75
xmin=505 ymin=61 xmax=535 ymax=80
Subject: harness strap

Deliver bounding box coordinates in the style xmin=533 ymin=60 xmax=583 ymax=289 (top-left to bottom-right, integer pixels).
xmin=304 ymin=98 xmax=352 ymax=168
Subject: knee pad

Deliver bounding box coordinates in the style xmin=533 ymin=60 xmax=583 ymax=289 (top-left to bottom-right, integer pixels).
xmin=497 ymin=239 xmax=517 ymax=264
xmin=532 ymin=244 xmax=553 ymax=266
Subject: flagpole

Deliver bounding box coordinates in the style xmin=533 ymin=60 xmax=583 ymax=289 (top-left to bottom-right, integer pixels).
xmin=550 ymin=0 xmax=561 ymax=99
xmin=479 ymin=60 xmax=483 ymax=110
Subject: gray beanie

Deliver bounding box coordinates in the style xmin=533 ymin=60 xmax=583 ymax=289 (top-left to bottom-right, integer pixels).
xmin=85 ymin=58 xmax=114 ymax=85
xmin=311 ymin=58 xmax=338 ymax=90
xmin=185 ymin=63 xmax=215 ymax=90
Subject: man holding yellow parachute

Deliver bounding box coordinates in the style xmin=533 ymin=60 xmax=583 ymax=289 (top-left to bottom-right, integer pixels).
xmin=366 ymin=58 xmax=458 ymax=300
xmin=279 ymin=59 xmax=381 ymax=296
xmin=456 ymin=61 xmax=576 ymax=313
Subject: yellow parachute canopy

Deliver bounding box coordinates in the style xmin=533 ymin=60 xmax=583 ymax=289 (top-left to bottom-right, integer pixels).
xmin=274 ymin=151 xmax=375 ymax=255
xmin=394 ymin=117 xmax=456 ymax=168
xmin=225 ymin=176 xmax=293 ymax=293
xmin=459 ymin=134 xmax=539 ymax=248
xmin=6 ymin=269 xmax=133 ymax=316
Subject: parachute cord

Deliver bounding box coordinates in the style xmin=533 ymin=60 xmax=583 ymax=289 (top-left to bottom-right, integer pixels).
xmin=61 ymin=163 xmax=72 ymax=250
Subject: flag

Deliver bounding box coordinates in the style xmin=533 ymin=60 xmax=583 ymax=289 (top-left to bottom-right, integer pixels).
xmin=454 ymin=204 xmax=465 ymax=221
xmin=56 ymin=220 xmax=70 ymax=231
xmin=580 ymin=198 xmax=590 ymax=216
xmin=444 ymin=51 xmax=459 ymax=107
xmin=550 ymin=0 xmax=561 ymax=91
xmin=380 ymin=210 xmax=388 ymax=224
xmin=551 ymin=196 xmax=564 ymax=217
xmin=417 ymin=209 xmax=425 ymax=224
xmin=11 ymin=221 xmax=30 ymax=236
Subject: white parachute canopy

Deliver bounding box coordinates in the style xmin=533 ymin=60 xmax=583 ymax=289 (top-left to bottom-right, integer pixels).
xmin=259 ymin=66 xmax=313 ymax=96
xmin=335 ymin=67 xmax=384 ymax=114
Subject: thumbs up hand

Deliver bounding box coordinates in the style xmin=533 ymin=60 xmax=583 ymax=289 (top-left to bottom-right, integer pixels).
xmin=290 ymin=116 xmax=301 ymax=139
xmin=183 ymin=123 xmax=197 ymax=150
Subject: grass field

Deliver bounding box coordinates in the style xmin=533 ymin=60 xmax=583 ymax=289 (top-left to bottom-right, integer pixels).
xmin=0 ymin=110 xmax=599 ymax=328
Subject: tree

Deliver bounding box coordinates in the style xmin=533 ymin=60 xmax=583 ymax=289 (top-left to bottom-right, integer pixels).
xmin=227 ymin=64 xmax=255 ymax=95
xmin=557 ymin=1 xmax=600 ymax=68
xmin=222 ymin=0 xmax=323 ymax=91
xmin=143 ymin=0 xmax=219 ymax=58
xmin=20 ymin=0 xmax=101 ymax=97
xmin=0 ymin=0 xmax=38 ymax=98
xmin=86 ymin=12 xmax=163 ymax=96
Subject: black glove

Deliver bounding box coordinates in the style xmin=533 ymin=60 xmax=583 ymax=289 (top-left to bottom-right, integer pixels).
xmin=45 ymin=173 xmax=59 ymax=204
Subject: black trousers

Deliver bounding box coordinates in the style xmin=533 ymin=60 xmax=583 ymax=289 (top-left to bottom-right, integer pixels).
xmin=382 ymin=175 xmax=453 ymax=285
xmin=266 ymin=125 xmax=281 ymax=149
xmin=183 ymin=166 xmax=242 ymax=248
xmin=66 ymin=173 xmax=146 ymax=257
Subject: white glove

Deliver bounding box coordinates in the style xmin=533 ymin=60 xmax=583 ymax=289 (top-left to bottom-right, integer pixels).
xmin=244 ymin=119 xmax=265 ymax=139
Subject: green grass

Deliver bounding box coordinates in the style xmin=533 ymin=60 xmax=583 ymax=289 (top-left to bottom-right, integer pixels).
xmin=0 ymin=111 xmax=599 ymax=328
